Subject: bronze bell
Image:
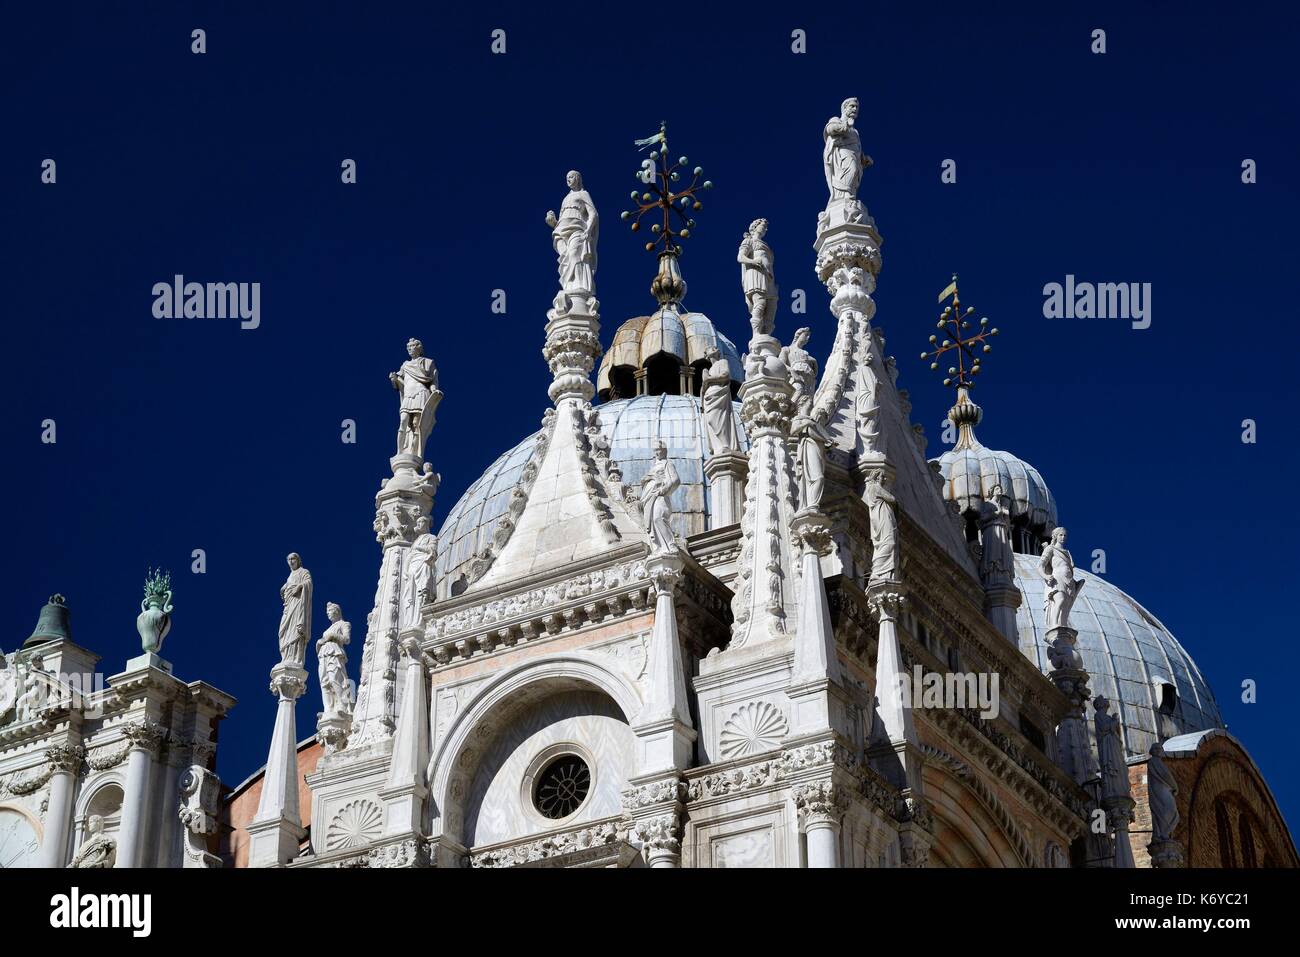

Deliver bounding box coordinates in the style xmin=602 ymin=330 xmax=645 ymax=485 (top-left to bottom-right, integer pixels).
xmin=25 ymin=593 xmax=72 ymax=648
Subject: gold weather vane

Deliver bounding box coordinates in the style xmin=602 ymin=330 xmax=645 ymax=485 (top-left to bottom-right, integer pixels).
xmin=621 ymin=122 xmax=713 ymax=256
xmin=920 ymin=274 xmax=999 ymax=389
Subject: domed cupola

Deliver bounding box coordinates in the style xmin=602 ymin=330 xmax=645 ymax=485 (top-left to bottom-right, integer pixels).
xmin=596 ymin=265 xmax=742 ymax=400
xmin=596 ymin=189 xmax=741 ymax=401
xmin=931 ymin=387 xmax=1058 ymax=553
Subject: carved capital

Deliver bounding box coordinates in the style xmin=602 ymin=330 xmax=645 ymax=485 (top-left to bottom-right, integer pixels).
xmin=865 ymin=580 xmax=907 ymax=620
xmin=268 ymin=664 xmax=308 ymax=702
xmin=45 ymin=744 xmax=85 ymax=775
xmin=791 ymin=509 xmax=834 ymax=557
xmin=122 ymin=720 xmax=167 ymax=757
xmin=645 ymin=555 xmax=684 ymax=596
xmin=636 ymin=813 xmax=682 ymax=854
xmin=792 ymin=779 xmax=846 ymax=826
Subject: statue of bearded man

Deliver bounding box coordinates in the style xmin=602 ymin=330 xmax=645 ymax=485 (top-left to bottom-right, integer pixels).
xmin=823 ymin=96 xmax=872 ymax=203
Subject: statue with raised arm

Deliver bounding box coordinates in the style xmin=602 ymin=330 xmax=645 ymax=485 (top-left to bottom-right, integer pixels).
xmin=1094 ymin=696 xmax=1129 ymax=803
xmin=737 ymin=218 xmax=777 ymax=337
xmin=277 ymin=552 xmax=313 ymax=667
xmin=639 ymin=440 xmax=681 ymax=555
xmin=864 ymin=470 xmax=899 ymax=583
xmin=1039 ymin=527 xmax=1085 ymax=631
xmin=545 ymin=170 xmax=599 ymax=304
xmin=822 ymin=97 xmax=871 ymax=204
xmin=403 ymin=517 xmax=436 ymax=627
xmin=1147 ymin=742 xmax=1180 ymax=843
xmin=70 ymin=815 xmax=116 ymax=869
xmin=701 ymin=346 xmax=737 ymax=456
xmin=317 ymin=602 xmax=353 ymax=720
xmin=390 ymin=338 xmax=442 ymax=459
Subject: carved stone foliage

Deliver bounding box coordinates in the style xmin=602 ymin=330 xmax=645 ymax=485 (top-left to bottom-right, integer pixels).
xmin=792 ymin=779 xmax=847 ymax=825
xmin=634 ymin=813 xmax=681 ymax=854
xmin=718 ymin=701 xmax=789 ymax=759
xmin=122 ymin=719 xmax=167 ymax=757
xmin=425 ymin=559 xmax=652 ymax=662
xmin=621 ymin=779 xmax=686 ymax=811
xmin=470 ymin=820 xmax=622 ymax=868
xmin=325 ymin=799 xmax=384 ymax=851
xmin=85 ymin=741 xmax=131 ymax=771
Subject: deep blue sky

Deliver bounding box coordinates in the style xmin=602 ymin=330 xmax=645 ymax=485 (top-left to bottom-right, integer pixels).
xmin=3 ymin=2 xmax=1296 ymax=827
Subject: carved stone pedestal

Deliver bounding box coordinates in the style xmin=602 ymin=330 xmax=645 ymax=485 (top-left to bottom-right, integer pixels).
xmin=1148 ymin=838 xmax=1185 ymax=869
xmin=249 ymin=662 xmax=309 ymax=867
xmin=704 ymin=452 xmax=748 ymax=528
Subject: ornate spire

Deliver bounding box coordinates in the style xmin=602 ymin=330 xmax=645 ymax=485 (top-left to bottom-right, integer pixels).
xmin=544 ymin=170 xmax=602 ymax=406
xmin=921 ymin=276 xmax=998 ymax=450
xmin=620 ymin=122 xmax=713 ymax=308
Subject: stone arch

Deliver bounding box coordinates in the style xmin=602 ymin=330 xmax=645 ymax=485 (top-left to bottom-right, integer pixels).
xmin=1185 ymin=751 xmax=1297 ymax=868
xmin=72 ymin=774 xmax=125 ymax=856
xmin=921 ymin=747 xmax=1033 ymax=868
xmin=428 ymin=652 xmax=642 ymax=851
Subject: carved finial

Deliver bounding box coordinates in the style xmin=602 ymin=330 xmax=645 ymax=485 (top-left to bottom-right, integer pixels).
xmin=621 ymin=123 xmax=713 ymax=307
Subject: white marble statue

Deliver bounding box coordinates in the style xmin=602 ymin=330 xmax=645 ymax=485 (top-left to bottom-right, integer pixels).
xmin=0 ymin=651 xmax=16 ymax=721
xmin=822 ymin=97 xmax=871 ymax=203
xmin=277 ymin=552 xmax=313 ymax=667
xmin=390 ymin=339 xmax=442 ymax=459
xmin=977 ymin=484 xmax=1014 ymax=579
xmin=864 ymin=471 xmax=899 ymax=583
xmin=639 ymin=440 xmax=681 ymax=555
xmin=786 ymin=329 xmax=828 ymax=511
xmin=1147 ymin=742 xmax=1180 ymax=842
xmin=1094 ymin=696 xmax=1128 ymax=803
xmin=414 ymin=462 xmax=441 ymax=499
xmin=317 ymin=602 xmax=353 ymax=719
xmin=1039 ymin=527 xmax=1085 ymax=631
xmin=737 ymin=218 xmax=776 ymax=336
xmin=13 ymin=654 xmax=51 ymax=721
xmin=403 ymin=517 xmax=436 ymax=627
xmin=545 ymin=170 xmax=599 ymax=300
xmin=69 ymin=815 xmax=116 ymax=869
xmin=701 ymin=346 xmax=737 ymax=455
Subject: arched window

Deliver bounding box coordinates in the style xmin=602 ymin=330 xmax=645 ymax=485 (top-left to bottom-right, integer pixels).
xmin=1214 ymin=799 xmax=1236 ymax=868
xmin=1238 ymin=813 xmax=1257 ymax=868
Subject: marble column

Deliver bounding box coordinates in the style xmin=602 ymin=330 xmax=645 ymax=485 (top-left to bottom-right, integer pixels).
xmin=640 ymin=813 xmax=683 ymax=869
xmin=381 ymin=637 xmax=430 ymax=838
xmin=729 ymin=335 xmax=800 ymax=647
xmin=248 ymin=662 xmax=308 ymax=867
xmin=634 ymin=554 xmax=695 ymax=775
xmin=703 ymin=452 xmax=747 ymax=528
xmin=1045 ymin=626 xmax=1095 ymax=785
xmin=116 ymin=721 xmax=164 ymax=868
xmin=794 ymin=781 xmax=844 ymax=868
xmin=867 ymin=582 xmax=922 ymax=794
xmin=1108 ymin=798 xmax=1137 ymax=868
xmin=40 ymin=744 xmax=84 ymax=868
xmin=788 ymin=510 xmax=846 ymax=738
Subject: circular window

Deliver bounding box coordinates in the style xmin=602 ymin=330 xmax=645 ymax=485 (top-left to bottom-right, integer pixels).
xmin=532 ymin=754 xmax=591 ymax=820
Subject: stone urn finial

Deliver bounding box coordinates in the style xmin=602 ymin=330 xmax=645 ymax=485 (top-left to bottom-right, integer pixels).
xmin=136 ymin=568 xmax=174 ymax=654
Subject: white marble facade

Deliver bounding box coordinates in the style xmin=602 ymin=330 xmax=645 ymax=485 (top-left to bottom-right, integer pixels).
xmin=0 ymin=598 xmax=234 ymax=869
xmin=249 ymin=96 xmax=1257 ymax=871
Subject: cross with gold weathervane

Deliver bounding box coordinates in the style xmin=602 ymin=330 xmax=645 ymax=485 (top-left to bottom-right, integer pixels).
xmin=920 ymin=275 xmax=999 ymax=389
